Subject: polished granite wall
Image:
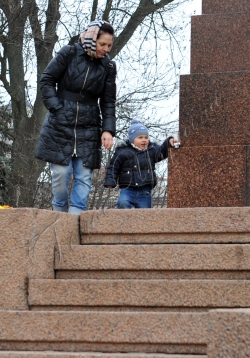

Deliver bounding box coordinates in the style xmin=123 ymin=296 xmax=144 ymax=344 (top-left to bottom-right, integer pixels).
xmin=191 ymin=13 xmax=250 ymax=73
xmin=202 ymin=0 xmax=250 ymax=14
xmin=167 ymin=0 xmax=250 ymax=208
xmin=179 ymin=72 xmax=250 ymax=147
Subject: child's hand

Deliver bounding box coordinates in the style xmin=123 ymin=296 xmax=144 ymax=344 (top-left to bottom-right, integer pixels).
xmin=169 ymin=137 xmax=180 ymax=147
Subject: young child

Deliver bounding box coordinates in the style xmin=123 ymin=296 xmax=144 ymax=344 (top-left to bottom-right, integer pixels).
xmin=104 ymin=119 xmax=178 ymax=209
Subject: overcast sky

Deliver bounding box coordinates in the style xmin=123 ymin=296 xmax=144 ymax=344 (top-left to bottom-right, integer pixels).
xmin=160 ymin=0 xmax=202 ymax=136
xmin=180 ymin=0 xmax=202 ymax=75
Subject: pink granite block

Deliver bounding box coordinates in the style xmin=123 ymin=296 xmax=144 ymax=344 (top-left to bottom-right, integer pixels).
xmin=0 ymin=209 xmax=80 ymax=310
xmin=179 ymin=72 xmax=250 ymax=147
xmin=167 ymin=146 xmax=247 ymax=208
xmin=55 ymin=244 xmax=250 ymax=271
xmin=202 ymin=0 xmax=250 ymax=14
xmin=0 ymin=344 xmax=206 ymax=355
xmin=56 ymin=269 xmax=250 ymax=281
xmin=79 ymin=232 xmax=250 ymax=245
xmin=0 ymin=353 xmax=207 ymax=358
xmin=0 ymin=311 xmax=208 ymax=344
xmin=207 ymin=308 xmax=250 ymax=357
xmin=190 ymin=13 xmax=250 ymax=73
xmin=0 ymin=280 xmax=28 ymax=311
xmin=29 ymin=279 xmax=250 ymax=308
xmin=80 ymin=207 xmax=250 ymax=235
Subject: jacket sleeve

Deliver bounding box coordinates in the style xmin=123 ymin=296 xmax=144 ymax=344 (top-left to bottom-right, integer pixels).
xmin=100 ymin=61 xmax=117 ymax=137
xmin=40 ymin=45 xmax=72 ymax=113
xmin=104 ymin=148 xmax=122 ymax=188
xmin=153 ymin=137 xmax=173 ymax=163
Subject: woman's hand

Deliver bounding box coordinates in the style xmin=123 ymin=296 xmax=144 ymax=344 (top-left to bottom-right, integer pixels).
xmin=101 ymin=131 xmax=113 ymax=150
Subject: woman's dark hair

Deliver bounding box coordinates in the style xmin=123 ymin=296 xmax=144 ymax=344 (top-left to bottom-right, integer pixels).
xmin=97 ymin=22 xmax=114 ymax=39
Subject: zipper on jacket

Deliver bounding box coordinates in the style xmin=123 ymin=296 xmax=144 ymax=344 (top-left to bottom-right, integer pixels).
xmin=135 ymin=148 xmax=153 ymax=185
xmin=72 ymin=61 xmax=91 ymax=157
xmin=80 ymin=63 xmax=90 ymax=93
xmin=72 ymin=102 xmax=79 ymax=156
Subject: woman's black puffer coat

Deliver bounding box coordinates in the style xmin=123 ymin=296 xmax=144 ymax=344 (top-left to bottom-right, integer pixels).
xmin=104 ymin=139 xmax=171 ymax=189
xmin=35 ymin=42 xmax=116 ymax=168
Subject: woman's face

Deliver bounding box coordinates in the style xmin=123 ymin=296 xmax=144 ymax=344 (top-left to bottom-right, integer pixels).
xmin=96 ymin=33 xmax=113 ymax=58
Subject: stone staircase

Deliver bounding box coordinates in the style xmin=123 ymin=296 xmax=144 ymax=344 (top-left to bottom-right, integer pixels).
xmin=2 ymin=1 xmax=250 ymax=356
xmin=1 ymin=207 xmax=250 ymax=357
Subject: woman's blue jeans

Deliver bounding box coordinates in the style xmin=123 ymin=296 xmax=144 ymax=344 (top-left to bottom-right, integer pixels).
xmin=50 ymin=157 xmax=92 ymax=214
xmin=117 ymin=187 xmax=152 ymax=209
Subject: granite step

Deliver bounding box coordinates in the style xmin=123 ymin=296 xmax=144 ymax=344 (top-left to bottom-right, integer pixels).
xmin=29 ymin=279 xmax=250 ymax=311
xmin=55 ymin=244 xmax=250 ymax=270
xmin=0 ymin=354 xmax=207 ymax=358
xmin=0 ymin=311 xmax=208 ymax=355
xmin=81 ymin=232 xmax=250 ymax=245
xmin=55 ymin=244 xmax=250 ymax=280
xmin=79 ymin=207 xmax=250 ymax=244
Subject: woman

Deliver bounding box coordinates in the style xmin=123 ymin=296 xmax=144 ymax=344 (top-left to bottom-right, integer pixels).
xmin=36 ymin=20 xmax=116 ymax=214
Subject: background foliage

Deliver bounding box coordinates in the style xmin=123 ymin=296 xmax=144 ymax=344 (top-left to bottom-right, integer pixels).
xmin=0 ymin=0 xmax=195 ymax=209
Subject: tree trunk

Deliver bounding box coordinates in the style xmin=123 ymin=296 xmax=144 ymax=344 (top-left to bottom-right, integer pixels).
xmin=0 ymin=0 xmax=184 ymax=208
xmin=3 ymin=0 xmax=60 ymax=207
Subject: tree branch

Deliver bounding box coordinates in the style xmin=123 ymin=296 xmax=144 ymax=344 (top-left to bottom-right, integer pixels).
xmin=103 ymin=0 xmax=113 ymax=21
xmin=28 ymin=0 xmax=44 ymax=55
xmin=154 ymin=0 xmax=176 ymax=9
xmin=28 ymin=0 xmax=60 ymax=80
xmin=91 ymin=0 xmax=98 ymax=21
xmin=110 ymin=0 xmax=175 ymax=58
xmin=0 ymin=1 xmax=8 ymax=16
xmin=44 ymin=0 xmax=60 ymax=46
xmin=68 ymin=35 xmax=79 ymax=46
xmin=0 ymin=45 xmax=11 ymax=95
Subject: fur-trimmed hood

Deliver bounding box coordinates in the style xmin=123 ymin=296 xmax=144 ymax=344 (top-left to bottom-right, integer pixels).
xmin=114 ymin=139 xmax=155 ymax=151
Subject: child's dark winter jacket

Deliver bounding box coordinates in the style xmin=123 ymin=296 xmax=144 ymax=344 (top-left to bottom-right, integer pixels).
xmin=104 ymin=138 xmax=171 ymax=189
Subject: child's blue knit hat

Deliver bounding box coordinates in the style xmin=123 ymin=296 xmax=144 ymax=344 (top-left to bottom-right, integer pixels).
xmin=128 ymin=119 xmax=149 ymax=143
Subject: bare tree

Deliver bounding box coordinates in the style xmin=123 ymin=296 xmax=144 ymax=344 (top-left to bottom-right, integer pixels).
xmin=0 ymin=0 xmax=192 ymax=208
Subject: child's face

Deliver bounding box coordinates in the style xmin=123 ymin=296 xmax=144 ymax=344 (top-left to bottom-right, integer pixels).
xmin=133 ymin=135 xmax=149 ymax=150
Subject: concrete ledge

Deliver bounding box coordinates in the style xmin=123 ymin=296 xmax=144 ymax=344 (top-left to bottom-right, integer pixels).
xmin=29 ymin=279 xmax=250 ymax=308
xmin=55 ymin=244 xmax=250 ymax=270
xmin=0 ymin=311 xmax=208 ymax=344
